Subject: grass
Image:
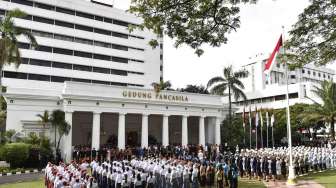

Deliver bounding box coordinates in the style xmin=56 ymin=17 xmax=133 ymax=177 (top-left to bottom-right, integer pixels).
xmin=0 ymin=178 xmax=44 ymax=188
xmin=0 ymin=177 xmax=265 ymax=188
xmin=297 ymin=170 xmax=336 ymax=188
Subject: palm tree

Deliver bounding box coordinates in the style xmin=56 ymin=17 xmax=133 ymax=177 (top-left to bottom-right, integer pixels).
xmin=36 ymin=110 xmax=51 ymax=137
xmin=51 ymin=110 xmax=71 ymax=155
xmin=151 ymin=80 xmax=172 ymax=93
xmin=181 ymin=84 xmax=209 ymax=94
xmin=207 ymin=65 xmax=248 ymax=127
xmin=302 ymin=81 xmax=336 ymax=140
xmin=0 ymin=9 xmax=37 ymax=96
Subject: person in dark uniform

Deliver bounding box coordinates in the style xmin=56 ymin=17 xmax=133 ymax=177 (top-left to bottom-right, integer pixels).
xmin=92 ymin=148 xmax=97 ymax=161
xmin=281 ymin=158 xmax=287 ymax=179
xmin=271 ymin=156 xmax=277 ymax=181
xmin=256 ymin=157 xmax=261 ymax=181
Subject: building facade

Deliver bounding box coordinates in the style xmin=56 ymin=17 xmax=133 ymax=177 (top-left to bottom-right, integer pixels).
xmin=1 ymin=0 xmax=228 ymax=162
xmin=234 ymin=56 xmax=335 ymax=112
xmin=5 ymin=82 xmax=226 ymax=162
xmin=0 ymin=0 xmax=162 ymax=90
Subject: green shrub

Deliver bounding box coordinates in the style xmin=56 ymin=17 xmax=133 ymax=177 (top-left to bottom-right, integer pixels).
xmin=0 ymin=143 xmax=30 ymax=168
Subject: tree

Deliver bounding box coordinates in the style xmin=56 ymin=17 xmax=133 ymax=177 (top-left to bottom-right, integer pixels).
xmin=151 ymin=80 xmax=172 ymax=93
xmin=0 ymin=9 xmax=37 ymax=95
xmin=180 ymin=84 xmax=209 ymax=94
xmin=36 ymin=110 xmax=51 ymax=137
xmin=285 ymin=0 xmax=336 ymax=66
xmin=207 ymin=65 xmax=248 ymax=127
xmin=301 ymin=81 xmax=336 ymax=140
xmin=129 ymin=0 xmax=256 ymax=56
xmin=50 ymin=110 xmax=71 ymax=154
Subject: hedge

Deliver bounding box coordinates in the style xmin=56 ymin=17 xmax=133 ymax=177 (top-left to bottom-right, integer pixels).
xmin=0 ymin=143 xmax=30 ymax=168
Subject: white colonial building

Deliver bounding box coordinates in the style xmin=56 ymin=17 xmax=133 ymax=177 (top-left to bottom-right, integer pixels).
xmin=5 ymin=82 xmax=227 ymax=162
xmin=1 ymin=0 xmax=228 ymax=162
xmin=234 ymin=56 xmax=335 ymax=112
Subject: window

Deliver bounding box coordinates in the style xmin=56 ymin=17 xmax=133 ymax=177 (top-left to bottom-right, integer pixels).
xmin=12 ymin=0 xmax=33 ymax=6
xmin=29 ymin=59 xmax=52 ymax=67
xmin=93 ymin=67 xmax=110 ymax=74
xmin=93 ymin=54 xmax=111 ymax=61
xmin=308 ymin=70 xmax=311 ymax=75
xmin=92 ymin=80 xmax=110 ymax=85
xmin=323 ymin=74 xmax=326 ymax=78
xmin=94 ymin=41 xmax=111 ymax=48
xmin=53 ymin=48 xmax=73 ymax=55
xmin=160 ymin=43 xmax=163 ymax=49
xmin=22 ymin=14 xmax=32 ymax=20
xmin=328 ymin=75 xmax=331 ymax=79
xmin=35 ymin=2 xmax=55 ymax=10
xmin=160 ymin=65 xmax=163 ymax=71
xmin=290 ymin=75 xmax=296 ymax=79
xmin=74 ymin=38 xmax=93 ymax=45
xmin=104 ymin=17 xmax=113 ymax=23
xmin=36 ymin=45 xmax=52 ymax=52
xmin=289 ymin=93 xmax=299 ymax=99
xmin=95 ymin=15 xmax=104 ymax=22
xmin=94 ymin=28 xmax=111 ymax=35
xmin=33 ymin=16 xmax=54 ymax=25
xmin=112 ymin=32 xmax=128 ymax=39
xmin=112 ymin=56 xmax=128 ymax=63
xmin=318 ymin=73 xmax=321 ymax=77
xmin=74 ymin=51 xmax=92 ymax=58
xmin=111 ymin=69 xmax=127 ymax=76
xmin=56 ymin=7 xmax=75 ymax=15
xmin=313 ymin=72 xmax=316 ymax=76
xmin=302 ymin=69 xmax=305 ymax=73
xmin=51 ymin=76 xmax=71 ymax=83
xmin=113 ymin=20 xmax=129 ymax=27
xmin=32 ymin=30 xmax=53 ymax=38
xmin=21 ymin=58 xmax=29 ymax=64
xmin=54 ymin=34 xmax=74 ymax=42
xmin=75 ymin=24 xmax=93 ymax=32
xmin=160 ymin=54 xmax=163 ymax=60
xmin=52 ymin=62 xmax=72 ymax=69
xmin=73 ymin=64 xmax=92 ymax=72
xmin=76 ymin=11 xmax=94 ymax=19
xmin=111 ymin=82 xmax=127 ymax=86
xmin=28 ymin=74 xmax=50 ymax=81
xmin=275 ymin=95 xmax=286 ymax=101
xmin=18 ymin=43 xmax=30 ymax=49
xmin=112 ymin=44 xmax=128 ymax=51
xmin=3 ymin=71 xmax=27 ymax=79
xmin=55 ymin=20 xmax=74 ymax=28
xmin=72 ymin=78 xmax=91 ymax=83
xmin=276 ymin=64 xmax=280 ymax=68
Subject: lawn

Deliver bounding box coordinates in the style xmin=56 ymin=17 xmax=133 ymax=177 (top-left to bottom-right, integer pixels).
xmin=0 ymin=179 xmax=44 ymax=188
xmin=297 ymin=170 xmax=336 ymax=188
xmin=0 ymin=178 xmax=265 ymax=188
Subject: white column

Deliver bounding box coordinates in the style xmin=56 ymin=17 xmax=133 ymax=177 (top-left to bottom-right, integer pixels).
xmin=215 ymin=117 xmax=221 ymax=145
xmin=199 ymin=116 xmax=205 ymax=146
xmin=64 ymin=111 xmax=73 ymax=163
xmin=162 ymin=115 xmax=169 ymax=147
xmin=141 ymin=114 xmax=149 ymax=148
xmin=181 ymin=115 xmax=188 ymax=146
xmin=118 ymin=113 xmax=126 ymax=149
xmin=91 ymin=112 xmax=101 ymax=150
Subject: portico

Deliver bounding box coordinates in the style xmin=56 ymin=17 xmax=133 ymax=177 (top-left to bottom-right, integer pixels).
xmin=4 ymin=82 xmax=228 ymax=162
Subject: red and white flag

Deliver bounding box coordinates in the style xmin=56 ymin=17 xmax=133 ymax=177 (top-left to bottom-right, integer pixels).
xmin=264 ymin=35 xmax=283 ymax=74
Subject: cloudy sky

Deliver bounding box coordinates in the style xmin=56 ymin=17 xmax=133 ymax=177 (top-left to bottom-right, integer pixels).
xmin=113 ymin=0 xmax=312 ymax=89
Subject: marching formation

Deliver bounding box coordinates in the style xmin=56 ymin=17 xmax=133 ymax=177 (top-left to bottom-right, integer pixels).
xmin=45 ymin=145 xmax=336 ymax=188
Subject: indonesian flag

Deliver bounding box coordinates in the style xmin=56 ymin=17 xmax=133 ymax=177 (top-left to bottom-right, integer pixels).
xmin=264 ymin=35 xmax=283 ymax=74
xmin=242 ymin=107 xmax=246 ymax=127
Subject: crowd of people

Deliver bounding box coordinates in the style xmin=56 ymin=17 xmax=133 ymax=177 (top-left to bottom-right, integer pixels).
xmin=45 ymin=144 xmax=336 ymax=188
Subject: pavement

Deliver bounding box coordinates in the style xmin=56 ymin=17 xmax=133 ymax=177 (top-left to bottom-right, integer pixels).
xmin=264 ymin=180 xmax=324 ymax=188
xmin=0 ymin=172 xmax=43 ymax=185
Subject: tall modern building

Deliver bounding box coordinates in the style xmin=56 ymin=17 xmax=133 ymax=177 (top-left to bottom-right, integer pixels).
xmin=1 ymin=0 xmax=227 ymax=162
xmin=233 ymin=56 xmax=335 ymax=112
xmin=0 ymin=0 xmax=163 ymax=90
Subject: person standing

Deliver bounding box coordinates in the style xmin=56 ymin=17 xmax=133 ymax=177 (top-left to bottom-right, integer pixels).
xmin=216 ymin=167 xmax=224 ymax=188
xmin=228 ymin=160 xmax=238 ymax=188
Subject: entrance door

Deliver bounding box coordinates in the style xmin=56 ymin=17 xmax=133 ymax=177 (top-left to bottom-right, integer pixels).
xmin=127 ymin=131 xmax=138 ymax=147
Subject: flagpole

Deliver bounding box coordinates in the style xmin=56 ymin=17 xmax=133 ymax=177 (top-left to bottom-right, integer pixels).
xmin=249 ymin=106 xmax=252 ymax=149
xmin=266 ymin=112 xmax=269 ymax=148
xmin=282 ymin=26 xmax=296 ymax=185
xmin=255 ymin=108 xmax=258 ymax=150
xmin=272 ymin=123 xmax=274 ymax=148
xmin=260 ymin=110 xmax=263 ymax=148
